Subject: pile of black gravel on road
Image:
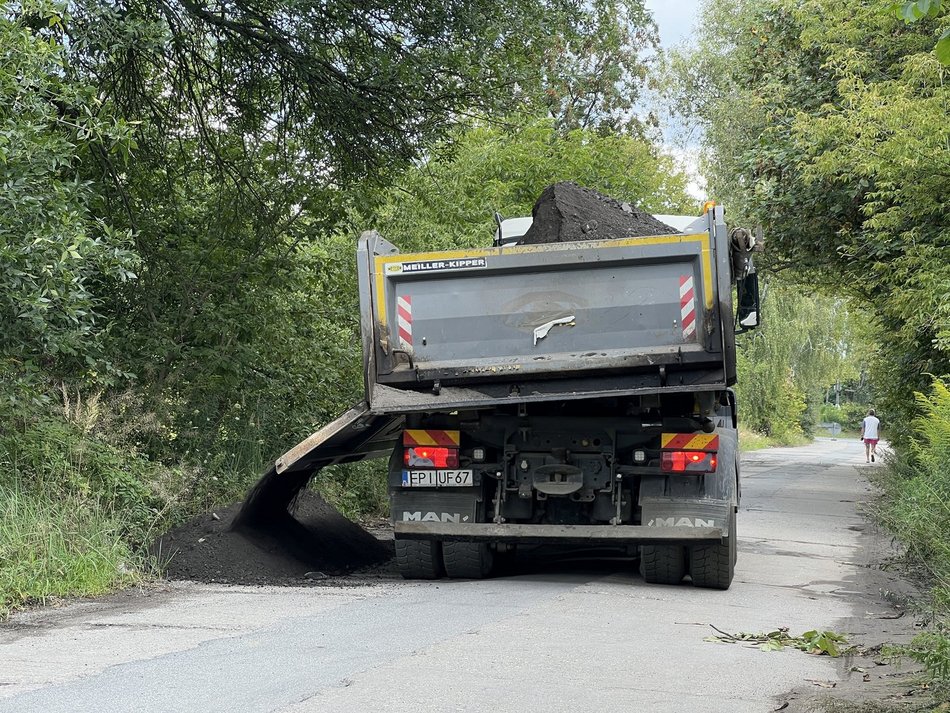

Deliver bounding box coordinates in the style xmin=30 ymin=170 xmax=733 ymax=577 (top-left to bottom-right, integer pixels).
xmin=155 ymin=489 xmax=392 ymax=585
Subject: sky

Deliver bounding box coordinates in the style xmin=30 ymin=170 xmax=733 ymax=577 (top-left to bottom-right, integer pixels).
xmin=644 ymin=0 xmax=706 ymax=200
xmin=644 ymin=0 xmax=703 ymax=49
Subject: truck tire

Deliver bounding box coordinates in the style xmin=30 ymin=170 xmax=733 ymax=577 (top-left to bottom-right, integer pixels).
xmin=688 ymin=510 xmax=737 ymax=590
xmin=442 ymin=542 xmax=494 ymax=579
xmin=395 ymin=538 xmax=444 ymax=580
xmin=640 ymin=545 xmax=686 ymax=585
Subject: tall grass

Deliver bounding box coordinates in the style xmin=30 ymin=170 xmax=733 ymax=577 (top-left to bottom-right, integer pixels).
xmin=876 ymin=377 xmax=950 ymax=685
xmin=0 ymin=395 xmax=390 ymax=618
xmin=738 ymin=426 xmax=810 ymax=452
xmin=0 ymin=415 xmax=169 ymax=617
xmin=0 ymin=480 xmax=144 ymax=617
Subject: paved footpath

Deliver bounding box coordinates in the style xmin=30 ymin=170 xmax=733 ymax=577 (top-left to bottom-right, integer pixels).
xmin=0 ymin=438 xmax=913 ymax=713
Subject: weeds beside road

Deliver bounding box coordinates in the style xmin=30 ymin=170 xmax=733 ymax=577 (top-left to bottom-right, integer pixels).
xmin=0 ymin=412 xmax=387 ymax=618
xmin=0 ymin=418 xmax=165 ymax=617
xmin=739 ymin=426 xmax=809 ymax=452
xmin=871 ymin=378 xmax=950 ymax=691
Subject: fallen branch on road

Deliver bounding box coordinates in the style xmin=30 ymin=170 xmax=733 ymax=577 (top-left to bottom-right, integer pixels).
xmin=704 ymin=625 xmax=852 ymax=657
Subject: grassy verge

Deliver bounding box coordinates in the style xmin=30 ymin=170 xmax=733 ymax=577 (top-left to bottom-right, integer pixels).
xmin=0 ymin=481 xmax=146 ymax=617
xmin=872 ymin=377 xmax=950 ymax=693
xmin=739 ymin=426 xmax=810 ymax=452
xmin=0 ymin=405 xmax=390 ymax=618
xmin=0 ymin=416 xmax=174 ymax=618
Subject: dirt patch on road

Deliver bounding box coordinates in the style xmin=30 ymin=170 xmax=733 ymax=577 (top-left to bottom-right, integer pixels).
xmin=155 ymin=490 xmax=393 ymax=585
xmin=519 ymin=181 xmax=677 ymax=245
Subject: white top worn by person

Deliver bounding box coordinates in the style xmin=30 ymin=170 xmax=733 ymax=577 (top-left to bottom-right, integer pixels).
xmin=861 ymin=409 xmax=881 ymax=463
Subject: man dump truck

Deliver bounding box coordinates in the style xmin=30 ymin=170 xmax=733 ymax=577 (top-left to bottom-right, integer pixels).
xmin=252 ymin=185 xmax=761 ymax=590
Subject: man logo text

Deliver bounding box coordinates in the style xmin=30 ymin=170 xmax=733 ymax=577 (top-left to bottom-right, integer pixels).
xmin=648 ymin=517 xmax=716 ymax=527
xmin=402 ymin=511 xmax=462 ymax=523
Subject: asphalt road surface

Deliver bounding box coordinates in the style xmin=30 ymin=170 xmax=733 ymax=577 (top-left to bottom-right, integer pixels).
xmin=0 ymin=438 xmax=907 ymax=713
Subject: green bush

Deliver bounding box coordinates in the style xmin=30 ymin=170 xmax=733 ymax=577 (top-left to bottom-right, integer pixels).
xmin=0 ymin=413 xmax=176 ymax=616
xmin=0 ymin=418 xmax=171 ymax=544
xmin=878 ymin=377 xmax=950 ymax=683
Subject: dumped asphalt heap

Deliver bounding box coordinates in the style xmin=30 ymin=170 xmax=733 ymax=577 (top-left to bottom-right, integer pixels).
xmin=158 ymin=489 xmax=391 ymax=585
xmin=159 ymin=182 xmax=676 ymax=584
xmin=519 ymin=182 xmax=677 ymax=245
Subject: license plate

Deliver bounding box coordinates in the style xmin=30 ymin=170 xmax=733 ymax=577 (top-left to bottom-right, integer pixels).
xmin=401 ymin=469 xmax=473 ymax=487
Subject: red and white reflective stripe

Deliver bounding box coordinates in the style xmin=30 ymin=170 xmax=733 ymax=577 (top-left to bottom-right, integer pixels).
xmin=397 ymin=295 xmax=413 ymax=347
xmin=679 ymin=275 xmax=697 ymax=340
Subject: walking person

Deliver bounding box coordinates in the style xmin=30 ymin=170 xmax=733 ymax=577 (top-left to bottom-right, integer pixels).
xmin=861 ymin=409 xmax=881 ymax=463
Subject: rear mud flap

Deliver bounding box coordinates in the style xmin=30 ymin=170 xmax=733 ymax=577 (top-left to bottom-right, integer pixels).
xmin=639 ymin=497 xmax=731 ymax=537
xmin=391 ymin=492 xmax=479 ymax=526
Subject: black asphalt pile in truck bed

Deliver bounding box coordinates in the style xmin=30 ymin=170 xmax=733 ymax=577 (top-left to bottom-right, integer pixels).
xmin=519 ymin=181 xmax=677 ymax=245
xmin=156 ymin=489 xmax=392 ymax=585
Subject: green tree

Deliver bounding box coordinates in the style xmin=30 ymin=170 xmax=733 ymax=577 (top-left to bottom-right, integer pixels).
xmin=509 ymin=0 xmax=662 ymax=135
xmin=735 ymin=281 xmax=864 ymax=438
xmin=363 ymin=117 xmax=694 ymax=252
xmin=0 ymin=5 xmax=138 ymax=411
xmin=672 ymin=0 xmax=950 ymax=447
xmin=889 ymin=0 xmax=950 ymax=63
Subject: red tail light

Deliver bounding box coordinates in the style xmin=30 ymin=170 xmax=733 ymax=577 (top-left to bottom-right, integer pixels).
xmin=404 ymin=447 xmax=459 ymax=468
xmin=661 ymin=451 xmax=717 ymax=474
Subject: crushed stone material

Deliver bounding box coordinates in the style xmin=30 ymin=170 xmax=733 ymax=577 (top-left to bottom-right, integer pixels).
xmin=156 ymin=489 xmax=392 ymax=585
xmin=519 ymin=182 xmax=677 ymax=245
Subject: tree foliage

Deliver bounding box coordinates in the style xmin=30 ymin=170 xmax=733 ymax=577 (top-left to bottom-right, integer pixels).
xmin=363 ymin=117 xmax=694 ymax=252
xmin=735 ymin=281 xmax=864 ymax=438
xmin=889 ymin=0 xmax=950 ymax=62
xmin=0 ymin=0 xmax=672 ymax=485
xmin=0 ymin=0 xmax=663 ymax=454
xmin=674 ymin=0 xmax=950 ymax=446
xmin=0 ymin=5 xmax=139 ymax=410
xmin=513 ymin=0 xmax=661 ymax=135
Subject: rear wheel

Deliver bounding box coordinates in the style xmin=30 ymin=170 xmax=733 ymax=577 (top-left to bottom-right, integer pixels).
xmin=395 ymin=538 xmax=443 ymax=580
xmin=442 ymin=541 xmax=494 ymax=579
xmin=640 ymin=544 xmax=687 ymax=585
xmin=688 ymin=509 xmax=737 ymax=590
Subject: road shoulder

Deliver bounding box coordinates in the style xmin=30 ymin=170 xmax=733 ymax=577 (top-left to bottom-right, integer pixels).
xmin=778 ymin=464 xmax=930 ymax=712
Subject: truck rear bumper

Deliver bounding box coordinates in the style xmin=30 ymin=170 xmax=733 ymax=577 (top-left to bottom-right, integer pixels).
xmin=393 ymin=522 xmax=723 ymax=545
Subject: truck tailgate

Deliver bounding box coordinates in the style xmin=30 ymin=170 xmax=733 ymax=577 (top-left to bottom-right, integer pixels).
xmin=369 ymin=233 xmax=719 ymax=384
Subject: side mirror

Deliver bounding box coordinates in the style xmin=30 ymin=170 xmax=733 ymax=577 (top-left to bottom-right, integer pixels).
xmin=736 ymin=272 xmax=760 ymax=333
